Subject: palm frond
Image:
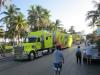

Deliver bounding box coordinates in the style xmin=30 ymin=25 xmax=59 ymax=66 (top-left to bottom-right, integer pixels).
xmin=0 ymin=11 xmax=8 ymax=15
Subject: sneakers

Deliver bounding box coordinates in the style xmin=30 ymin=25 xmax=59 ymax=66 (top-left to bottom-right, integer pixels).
xmin=54 ymin=67 xmax=61 ymax=71
xmin=57 ymin=68 xmax=61 ymax=71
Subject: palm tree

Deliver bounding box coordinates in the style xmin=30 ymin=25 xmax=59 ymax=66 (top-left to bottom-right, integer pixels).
xmin=0 ymin=4 xmax=20 ymax=27
xmin=69 ymin=26 xmax=75 ymax=34
xmin=14 ymin=12 xmax=28 ymax=44
xmin=86 ymin=1 xmax=100 ymax=28
xmin=28 ymin=5 xmax=51 ymax=31
xmin=46 ymin=21 xmax=54 ymax=31
xmin=48 ymin=19 xmax=63 ymax=31
xmin=0 ymin=4 xmax=20 ymax=44
xmin=86 ymin=10 xmax=99 ymax=27
xmin=27 ymin=5 xmax=37 ymax=31
xmin=35 ymin=5 xmax=43 ymax=27
xmin=54 ymin=19 xmax=62 ymax=31
xmin=38 ymin=8 xmax=50 ymax=30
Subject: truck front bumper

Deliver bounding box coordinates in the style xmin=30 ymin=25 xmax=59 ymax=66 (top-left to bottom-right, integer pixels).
xmin=14 ymin=53 xmax=28 ymax=60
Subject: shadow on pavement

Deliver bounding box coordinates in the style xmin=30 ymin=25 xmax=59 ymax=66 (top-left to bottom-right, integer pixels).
xmin=83 ymin=59 xmax=100 ymax=66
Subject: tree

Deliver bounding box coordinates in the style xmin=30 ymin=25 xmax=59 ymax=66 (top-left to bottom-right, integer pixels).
xmin=69 ymin=26 xmax=75 ymax=34
xmin=14 ymin=12 xmax=28 ymax=43
xmin=54 ymin=19 xmax=62 ymax=31
xmin=0 ymin=4 xmax=20 ymax=44
xmin=39 ymin=8 xmax=50 ymax=30
xmin=55 ymin=19 xmax=61 ymax=29
xmin=86 ymin=1 xmax=100 ymax=28
xmin=27 ymin=5 xmax=51 ymax=31
xmin=47 ymin=21 xmax=55 ymax=31
xmin=27 ymin=5 xmax=37 ymax=31
xmin=0 ymin=4 xmax=20 ymax=28
xmin=48 ymin=19 xmax=64 ymax=31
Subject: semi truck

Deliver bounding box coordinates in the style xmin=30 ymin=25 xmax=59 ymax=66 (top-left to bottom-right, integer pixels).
xmin=14 ymin=30 xmax=73 ymax=60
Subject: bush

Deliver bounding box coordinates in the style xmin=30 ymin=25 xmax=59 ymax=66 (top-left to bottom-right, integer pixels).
xmin=5 ymin=49 xmax=12 ymax=53
xmin=0 ymin=44 xmax=5 ymax=54
xmin=0 ymin=44 xmax=13 ymax=53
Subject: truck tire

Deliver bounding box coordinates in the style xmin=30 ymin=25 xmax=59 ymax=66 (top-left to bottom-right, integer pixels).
xmin=28 ymin=51 xmax=35 ymax=60
xmin=48 ymin=48 xmax=53 ymax=54
xmin=51 ymin=48 xmax=55 ymax=53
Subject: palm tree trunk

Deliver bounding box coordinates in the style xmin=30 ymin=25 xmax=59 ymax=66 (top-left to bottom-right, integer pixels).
xmin=18 ymin=34 xmax=20 ymax=44
xmin=4 ymin=32 xmax=6 ymax=44
xmin=13 ymin=32 xmax=15 ymax=47
xmin=38 ymin=26 xmax=39 ymax=30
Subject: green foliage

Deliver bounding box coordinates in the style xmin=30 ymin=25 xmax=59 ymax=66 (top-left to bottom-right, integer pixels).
xmin=86 ymin=1 xmax=100 ymax=27
xmin=0 ymin=26 xmax=4 ymax=38
xmin=0 ymin=43 xmax=13 ymax=53
xmin=27 ymin=5 xmax=51 ymax=31
xmin=0 ymin=43 xmax=5 ymax=53
xmin=69 ymin=26 xmax=75 ymax=34
xmin=0 ymin=4 xmax=66 ymax=45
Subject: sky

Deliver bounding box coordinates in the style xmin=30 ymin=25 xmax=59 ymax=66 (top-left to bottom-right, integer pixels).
xmin=1 ymin=0 xmax=100 ymax=34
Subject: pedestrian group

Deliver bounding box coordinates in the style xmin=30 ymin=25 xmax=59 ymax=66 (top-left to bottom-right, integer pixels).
xmin=53 ymin=42 xmax=93 ymax=75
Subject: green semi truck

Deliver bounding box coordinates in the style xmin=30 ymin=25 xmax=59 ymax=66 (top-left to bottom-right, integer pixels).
xmin=14 ymin=30 xmax=73 ymax=60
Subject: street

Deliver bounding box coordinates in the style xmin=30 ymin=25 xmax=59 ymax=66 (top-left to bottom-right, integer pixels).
xmin=0 ymin=44 xmax=100 ymax=75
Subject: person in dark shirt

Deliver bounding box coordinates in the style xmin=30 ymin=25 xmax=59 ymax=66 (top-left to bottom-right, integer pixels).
xmin=75 ymin=46 xmax=82 ymax=64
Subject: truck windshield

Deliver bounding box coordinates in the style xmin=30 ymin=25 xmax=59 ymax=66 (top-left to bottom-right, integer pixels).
xmin=28 ymin=37 xmax=37 ymax=43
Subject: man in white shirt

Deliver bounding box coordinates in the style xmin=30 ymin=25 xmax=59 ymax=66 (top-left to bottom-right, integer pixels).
xmin=86 ymin=44 xmax=92 ymax=64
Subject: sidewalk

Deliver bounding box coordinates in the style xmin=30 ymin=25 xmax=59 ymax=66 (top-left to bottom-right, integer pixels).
xmin=0 ymin=53 xmax=13 ymax=60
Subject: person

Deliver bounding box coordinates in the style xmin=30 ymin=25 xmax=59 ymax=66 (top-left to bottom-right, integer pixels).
xmin=75 ymin=46 xmax=82 ymax=64
xmin=85 ymin=44 xmax=92 ymax=64
xmin=53 ymin=45 xmax=64 ymax=75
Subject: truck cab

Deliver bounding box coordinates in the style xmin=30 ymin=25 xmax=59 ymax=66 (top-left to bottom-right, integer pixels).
xmin=14 ymin=30 xmax=53 ymax=60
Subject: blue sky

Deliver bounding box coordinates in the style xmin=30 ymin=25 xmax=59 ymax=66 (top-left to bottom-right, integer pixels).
xmin=1 ymin=0 xmax=100 ymax=34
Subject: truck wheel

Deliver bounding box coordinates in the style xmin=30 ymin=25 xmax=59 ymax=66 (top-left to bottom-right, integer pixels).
xmin=28 ymin=52 xmax=35 ymax=60
xmin=51 ymin=48 xmax=55 ymax=53
xmin=49 ymin=48 xmax=53 ymax=54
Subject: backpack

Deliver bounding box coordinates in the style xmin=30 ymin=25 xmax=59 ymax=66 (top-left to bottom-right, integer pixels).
xmin=76 ymin=49 xmax=81 ymax=57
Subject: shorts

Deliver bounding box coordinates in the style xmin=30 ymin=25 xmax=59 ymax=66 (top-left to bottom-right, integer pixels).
xmin=87 ymin=55 xmax=92 ymax=59
xmin=54 ymin=62 xmax=62 ymax=68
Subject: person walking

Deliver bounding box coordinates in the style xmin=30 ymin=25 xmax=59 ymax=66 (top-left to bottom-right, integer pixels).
xmin=53 ymin=45 xmax=64 ymax=75
xmin=85 ymin=44 xmax=92 ymax=64
xmin=75 ymin=46 xmax=82 ymax=64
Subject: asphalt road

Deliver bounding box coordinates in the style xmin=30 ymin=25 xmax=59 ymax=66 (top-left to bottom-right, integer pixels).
xmin=0 ymin=44 xmax=100 ymax=75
